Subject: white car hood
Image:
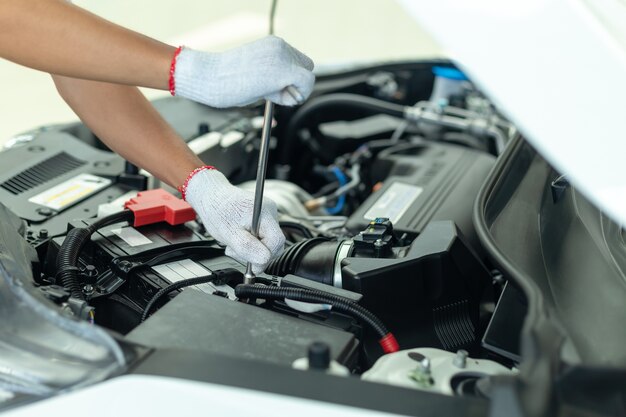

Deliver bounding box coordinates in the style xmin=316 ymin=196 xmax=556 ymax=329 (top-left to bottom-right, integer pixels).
xmin=399 ymin=0 xmax=626 ymax=225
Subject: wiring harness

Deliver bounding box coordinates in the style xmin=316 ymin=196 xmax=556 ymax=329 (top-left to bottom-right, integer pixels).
xmin=56 ymin=210 xmax=134 ymax=300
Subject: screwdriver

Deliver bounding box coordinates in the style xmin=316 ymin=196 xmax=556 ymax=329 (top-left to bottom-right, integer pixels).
xmin=244 ymin=86 xmax=303 ymax=285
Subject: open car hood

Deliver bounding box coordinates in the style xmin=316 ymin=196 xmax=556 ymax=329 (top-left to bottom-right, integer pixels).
xmin=399 ymin=0 xmax=626 ymax=226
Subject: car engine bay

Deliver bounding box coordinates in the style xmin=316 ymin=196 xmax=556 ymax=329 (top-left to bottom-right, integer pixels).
xmin=1 ymin=61 xmax=624 ymax=416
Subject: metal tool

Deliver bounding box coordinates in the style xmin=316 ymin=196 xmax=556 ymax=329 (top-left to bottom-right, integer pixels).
xmin=244 ymin=99 xmax=273 ymax=284
xmin=243 ymin=87 xmax=302 ymax=285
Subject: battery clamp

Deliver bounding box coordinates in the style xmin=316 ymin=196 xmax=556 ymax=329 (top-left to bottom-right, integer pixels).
xmin=124 ymin=189 xmax=196 ymax=227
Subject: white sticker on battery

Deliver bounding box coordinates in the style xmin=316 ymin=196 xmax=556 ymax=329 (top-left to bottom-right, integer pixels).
xmin=28 ymin=173 xmax=111 ymax=211
xmin=111 ymin=227 xmax=153 ymax=247
xmin=152 ymin=259 xmax=235 ymax=298
xmin=363 ymin=182 xmax=423 ymax=224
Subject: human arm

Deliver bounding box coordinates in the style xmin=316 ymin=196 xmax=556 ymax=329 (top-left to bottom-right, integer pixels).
xmin=52 ymin=76 xmax=200 ymax=187
xmin=0 ymin=0 xmax=314 ymax=107
xmin=0 ymin=0 xmax=173 ymax=89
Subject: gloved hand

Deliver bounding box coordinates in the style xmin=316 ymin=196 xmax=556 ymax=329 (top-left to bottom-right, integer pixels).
xmin=173 ymin=35 xmax=315 ymax=108
xmin=184 ymin=168 xmax=285 ymax=274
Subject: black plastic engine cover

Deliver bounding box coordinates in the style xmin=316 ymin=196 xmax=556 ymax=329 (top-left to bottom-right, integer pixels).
xmin=347 ymin=142 xmax=495 ymax=254
xmin=0 ymin=132 xmax=129 ymax=238
xmin=125 ymin=289 xmax=360 ymax=368
xmin=341 ymin=221 xmax=491 ymax=358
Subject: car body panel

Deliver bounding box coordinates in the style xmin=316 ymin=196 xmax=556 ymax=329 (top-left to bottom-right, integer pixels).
xmin=398 ymin=0 xmax=626 ymax=226
xmin=4 ymin=375 xmax=398 ymax=417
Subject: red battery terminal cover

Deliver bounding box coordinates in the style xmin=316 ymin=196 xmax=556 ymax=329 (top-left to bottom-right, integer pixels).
xmin=124 ymin=189 xmax=196 ymax=227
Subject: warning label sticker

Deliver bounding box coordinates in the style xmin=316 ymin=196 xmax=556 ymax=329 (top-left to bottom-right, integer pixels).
xmin=28 ymin=174 xmax=111 ymax=211
xmin=152 ymin=259 xmax=236 ymax=299
xmin=111 ymin=227 xmax=153 ymax=247
xmin=363 ymin=182 xmax=423 ymax=224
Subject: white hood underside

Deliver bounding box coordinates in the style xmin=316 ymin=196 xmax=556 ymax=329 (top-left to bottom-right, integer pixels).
xmin=399 ymin=0 xmax=626 ymax=225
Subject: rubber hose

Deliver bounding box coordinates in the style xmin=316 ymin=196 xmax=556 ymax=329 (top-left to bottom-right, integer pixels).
xmin=56 ymin=210 xmax=133 ymax=300
xmin=235 ymin=284 xmax=389 ymax=339
xmin=56 ymin=228 xmax=91 ymax=299
xmin=280 ymin=93 xmax=406 ymax=166
xmin=265 ymin=237 xmax=330 ymax=276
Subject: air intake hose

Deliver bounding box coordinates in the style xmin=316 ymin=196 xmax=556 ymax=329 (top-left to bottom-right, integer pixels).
xmin=265 ymin=237 xmax=344 ymax=286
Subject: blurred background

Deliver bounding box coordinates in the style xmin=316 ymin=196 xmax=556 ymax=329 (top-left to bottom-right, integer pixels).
xmin=0 ymin=0 xmax=442 ymax=146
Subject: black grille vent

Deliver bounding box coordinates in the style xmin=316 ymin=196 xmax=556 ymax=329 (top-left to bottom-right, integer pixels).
xmin=0 ymin=152 xmax=86 ymax=195
xmin=433 ymin=300 xmax=475 ymax=351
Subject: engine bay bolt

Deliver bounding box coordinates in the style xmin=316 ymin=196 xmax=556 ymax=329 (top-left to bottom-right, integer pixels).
xmin=83 ymin=284 xmax=95 ymax=296
xmin=38 ymin=229 xmax=49 ymax=239
xmin=373 ymin=238 xmax=386 ymax=258
xmin=117 ymin=260 xmax=133 ymax=271
xmin=36 ymin=207 xmax=53 ymax=217
xmin=83 ymin=265 xmax=98 ymax=280
xmin=82 ymin=265 xmax=98 ymax=297
xmin=409 ymin=356 xmax=434 ymax=387
xmin=453 ymin=349 xmax=469 ymax=368
xmin=308 ymin=341 xmax=331 ymax=371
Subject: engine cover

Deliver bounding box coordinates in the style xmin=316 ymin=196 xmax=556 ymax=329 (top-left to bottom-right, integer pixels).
xmin=0 ymin=132 xmax=129 ymax=239
xmin=347 ymin=141 xmax=495 ymax=253
xmin=126 ymin=289 xmax=359 ymax=367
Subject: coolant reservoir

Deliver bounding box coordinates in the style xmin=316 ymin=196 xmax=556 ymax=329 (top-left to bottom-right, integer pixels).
xmin=429 ymin=66 xmax=469 ymax=104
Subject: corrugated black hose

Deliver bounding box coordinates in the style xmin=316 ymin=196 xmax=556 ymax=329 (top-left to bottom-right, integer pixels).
xmin=56 ymin=210 xmax=134 ymax=300
xmin=265 ymin=237 xmax=330 ymax=276
xmin=234 ymin=284 xmax=400 ymax=353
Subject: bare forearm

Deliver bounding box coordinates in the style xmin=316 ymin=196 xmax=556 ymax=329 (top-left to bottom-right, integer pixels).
xmin=0 ymin=0 xmax=173 ymax=89
xmin=53 ymin=75 xmax=202 ymax=187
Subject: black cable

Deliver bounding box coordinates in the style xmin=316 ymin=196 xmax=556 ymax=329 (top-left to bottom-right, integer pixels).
xmin=56 ymin=210 xmax=134 ymax=300
xmin=280 ymin=94 xmax=406 ymax=166
xmin=279 ymin=221 xmax=315 ymax=239
xmin=141 ymin=275 xmax=216 ymax=322
xmin=269 ymin=0 xmax=278 ymax=35
xmin=235 ymin=284 xmax=389 ymax=339
xmin=85 ymin=210 xmax=134 ymax=234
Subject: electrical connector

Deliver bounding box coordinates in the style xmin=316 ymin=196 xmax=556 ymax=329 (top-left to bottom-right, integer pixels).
xmin=124 ymin=189 xmax=196 ymax=227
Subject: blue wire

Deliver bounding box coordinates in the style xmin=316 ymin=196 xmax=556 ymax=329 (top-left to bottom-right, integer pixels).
xmin=326 ymin=166 xmax=347 ymax=215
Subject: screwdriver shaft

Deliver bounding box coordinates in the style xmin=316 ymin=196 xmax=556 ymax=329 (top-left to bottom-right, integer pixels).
xmin=244 ymin=100 xmax=275 ymax=284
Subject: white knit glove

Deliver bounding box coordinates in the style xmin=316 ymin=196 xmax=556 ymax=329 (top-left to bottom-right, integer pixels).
xmin=173 ymin=36 xmax=315 ymax=108
xmin=185 ymin=169 xmax=285 ymax=274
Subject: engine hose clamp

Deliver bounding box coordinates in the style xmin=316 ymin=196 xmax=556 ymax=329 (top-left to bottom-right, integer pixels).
xmin=54 ymin=266 xmax=81 ymax=280
xmin=333 ymin=240 xmax=353 ymax=288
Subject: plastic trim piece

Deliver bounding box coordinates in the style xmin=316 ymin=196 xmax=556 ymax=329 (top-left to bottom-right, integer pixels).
xmin=125 ymin=189 xmax=196 ymax=227
xmin=472 ymin=134 xmax=564 ymax=416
